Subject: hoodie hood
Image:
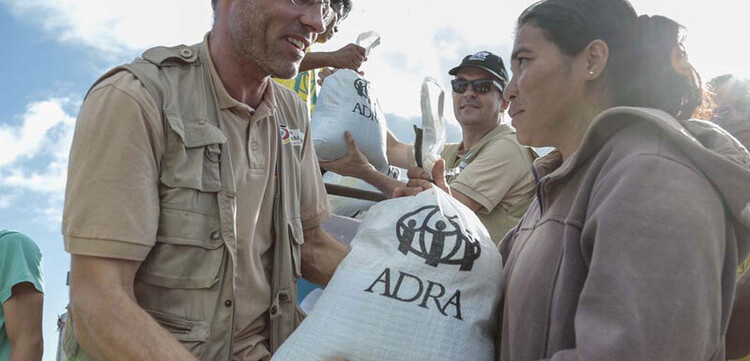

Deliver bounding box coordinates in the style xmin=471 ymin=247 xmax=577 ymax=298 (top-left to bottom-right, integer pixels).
xmin=535 ymin=106 xmax=750 ymax=262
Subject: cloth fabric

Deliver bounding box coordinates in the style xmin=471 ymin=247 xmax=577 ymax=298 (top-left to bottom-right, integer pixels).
xmin=715 ymin=117 xmax=750 ymax=151
xmin=497 ymin=107 xmax=750 ymax=361
xmin=273 ymin=70 xmax=318 ymax=114
xmin=63 ymin=36 xmax=329 ymax=361
xmin=408 ymin=124 xmax=536 ymax=243
xmin=271 ymin=188 xmax=503 ymax=361
xmin=0 ymin=231 xmax=44 ymax=361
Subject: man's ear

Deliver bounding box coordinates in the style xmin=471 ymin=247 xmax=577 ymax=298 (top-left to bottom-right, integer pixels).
xmin=582 ymin=39 xmax=609 ymax=80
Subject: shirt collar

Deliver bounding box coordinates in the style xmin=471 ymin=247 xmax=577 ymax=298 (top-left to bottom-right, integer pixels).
xmin=458 ymin=123 xmax=515 ymax=155
xmin=201 ymin=32 xmax=277 ymax=118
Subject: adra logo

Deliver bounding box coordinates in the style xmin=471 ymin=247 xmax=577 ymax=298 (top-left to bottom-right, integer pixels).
xmin=396 ymin=206 xmax=481 ymax=271
xmin=351 ymin=78 xmax=379 ymax=123
xmin=354 ymin=78 xmax=370 ymax=99
xmin=362 ymin=205 xmax=482 ymax=321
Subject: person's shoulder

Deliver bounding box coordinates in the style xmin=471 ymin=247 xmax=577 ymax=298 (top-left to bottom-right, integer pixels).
xmin=90 ymin=70 xmax=145 ymax=95
xmin=87 ymin=70 xmax=156 ymax=109
xmin=0 ymin=231 xmax=41 ymax=257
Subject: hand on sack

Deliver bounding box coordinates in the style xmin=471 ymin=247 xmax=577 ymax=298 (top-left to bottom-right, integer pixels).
xmin=319 ymin=131 xmax=376 ymax=178
xmin=330 ymin=43 xmax=367 ymax=72
xmin=392 ymin=159 xmax=450 ymax=198
xmin=317 ymin=67 xmax=336 ymax=86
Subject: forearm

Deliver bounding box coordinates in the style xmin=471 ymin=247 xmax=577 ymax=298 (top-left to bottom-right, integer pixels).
xmin=72 ymin=287 xmax=197 ymax=361
xmin=4 ymin=283 xmax=44 ymax=361
xmin=302 ymin=227 xmax=349 ymax=286
xmin=300 ymin=52 xmax=332 ymax=72
xmin=386 ymin=130 xmax=413 ymax=169
xmin=8 ymin=338 xmax=43 ymax=361
xmin=360 ymin=167 xmax=407 ymax=198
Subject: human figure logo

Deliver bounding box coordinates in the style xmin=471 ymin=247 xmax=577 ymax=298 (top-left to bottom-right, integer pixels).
xmin=395 ymin=206 xmax=481 ymax=271
xmin=354 ymin=78 xmax=370 ymax=99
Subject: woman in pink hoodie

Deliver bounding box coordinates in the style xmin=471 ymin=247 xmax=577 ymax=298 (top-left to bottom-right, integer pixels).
xmin=403 ymin=0 xmax=750 ymax=359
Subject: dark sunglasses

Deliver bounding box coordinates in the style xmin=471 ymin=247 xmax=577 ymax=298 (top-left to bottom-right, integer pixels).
xmin=451 ymin=78 xmax=504 ymax=94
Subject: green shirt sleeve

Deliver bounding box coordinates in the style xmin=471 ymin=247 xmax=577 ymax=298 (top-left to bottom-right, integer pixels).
xmin=0 ymin=231 xmax=44 ymax=304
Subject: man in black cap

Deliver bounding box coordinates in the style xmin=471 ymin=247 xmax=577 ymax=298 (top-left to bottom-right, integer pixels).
xmin=321 ymin=51 xmax=537 ymax=242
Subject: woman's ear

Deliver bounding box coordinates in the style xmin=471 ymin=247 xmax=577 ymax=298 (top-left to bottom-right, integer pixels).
xmin=583 ymin=39 xmax=609 ymax=80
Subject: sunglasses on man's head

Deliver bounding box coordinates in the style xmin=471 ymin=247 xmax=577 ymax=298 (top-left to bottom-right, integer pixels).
xmin=451 ymin=78 xmax=504 ymax=95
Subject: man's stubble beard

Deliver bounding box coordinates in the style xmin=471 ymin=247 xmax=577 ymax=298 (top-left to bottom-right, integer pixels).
xmin=228 ymin=0 xmax=299 ymax=79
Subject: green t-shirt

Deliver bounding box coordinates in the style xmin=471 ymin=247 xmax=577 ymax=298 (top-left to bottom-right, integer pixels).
xmin=0 ymin=230 xmax=44 ymax=361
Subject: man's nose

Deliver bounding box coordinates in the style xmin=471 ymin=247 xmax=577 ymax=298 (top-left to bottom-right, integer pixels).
xmin=300 ymin=6 xmax=327 ymax=34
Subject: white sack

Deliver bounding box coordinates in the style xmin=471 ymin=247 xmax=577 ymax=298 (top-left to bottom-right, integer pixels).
xmin=271 ymin=188 xmax=503 ymax=361
xmin=312 ymin=32 xmax=388 ymax=173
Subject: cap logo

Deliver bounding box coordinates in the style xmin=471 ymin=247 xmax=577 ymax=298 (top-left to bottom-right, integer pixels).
xmin=468 ymin=51 xmax=490 ymax=61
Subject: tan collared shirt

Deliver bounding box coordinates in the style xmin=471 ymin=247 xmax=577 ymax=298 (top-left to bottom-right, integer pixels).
xmin=63 ymin=37 xmax=329 ymax=361
xmin=407 ymin=124 xmax=536 ymax=242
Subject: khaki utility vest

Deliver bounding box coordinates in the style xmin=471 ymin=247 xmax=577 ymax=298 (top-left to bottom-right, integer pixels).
xmin=63 ymin=43 xmax=305 ymax=360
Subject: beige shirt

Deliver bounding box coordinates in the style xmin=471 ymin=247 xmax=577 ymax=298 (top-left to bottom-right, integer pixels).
xmin=410 ymin=124 xmax=536 ymax=242
xmin=63 ymin=40 xmax=329 ymax=361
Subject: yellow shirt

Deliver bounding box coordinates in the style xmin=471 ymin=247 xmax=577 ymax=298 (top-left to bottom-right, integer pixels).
xmin=274 ymin=69 xmax=318 ymax=114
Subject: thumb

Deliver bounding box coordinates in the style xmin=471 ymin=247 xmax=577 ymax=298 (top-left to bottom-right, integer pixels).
xmin=344 ymin=131 xmax=359 ymax=153
xmin=431 ymin=159 xmax=449 ymax=192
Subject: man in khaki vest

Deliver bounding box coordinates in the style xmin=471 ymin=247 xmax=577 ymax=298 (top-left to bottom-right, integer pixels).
xmin=62 ymin=0 xmax=348 ymax=360
xmin=321 ymin=51 xmax=537 ymax=243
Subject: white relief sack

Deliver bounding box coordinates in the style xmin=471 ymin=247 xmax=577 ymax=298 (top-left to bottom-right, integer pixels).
xmin=271 ymin=188 xmax=503 ymax=361
xmin=312 ymin=32 xmax=389 ymax=173
xmin=419 ymin=77 xmax=447 ymax=176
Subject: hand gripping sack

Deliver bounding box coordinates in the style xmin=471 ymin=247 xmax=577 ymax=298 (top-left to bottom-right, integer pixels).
xmin=312 ymin=33 xmax=389 ymax=173
xmin=271 ymin=188 xmax=503 ymax=361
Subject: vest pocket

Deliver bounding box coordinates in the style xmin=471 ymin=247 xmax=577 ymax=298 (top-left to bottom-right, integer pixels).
xmin=288 ymin=219 xmax=304 ymax=279
xmin=136 ymin=207 xmax=224 ymax=289
xmin=146 ymin=309 xmax=210 ymax=358
xmin=161 ymin=110 xmax=227 ymax=192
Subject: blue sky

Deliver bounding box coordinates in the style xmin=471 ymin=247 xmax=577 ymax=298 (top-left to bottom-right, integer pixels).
xmin=1 ymin=8 xmax=91 ymax=359
xmin=1 ymin=0 xmax=748 ymax=360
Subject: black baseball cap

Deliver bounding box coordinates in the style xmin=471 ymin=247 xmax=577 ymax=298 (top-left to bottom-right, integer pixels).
xmin=448 ymin=51 xmax=509 ymax=91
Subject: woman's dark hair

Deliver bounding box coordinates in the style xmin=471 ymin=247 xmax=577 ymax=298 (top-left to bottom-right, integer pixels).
xmin=517 ymin=0 xmax=702 ymax=120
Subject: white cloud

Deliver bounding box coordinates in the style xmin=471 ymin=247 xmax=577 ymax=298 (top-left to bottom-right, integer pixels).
xmin=0 ymin=194 xmax=15 ymax=209
xmin=3 ymin=0 xmax=748 ymax=118
xmin=0 ymin=98 xmax=76 ymax=167
xmin=0 ymin=98 xmax=77 ymax=193
xmin=2 ymin=0 xmax=211 ymax=56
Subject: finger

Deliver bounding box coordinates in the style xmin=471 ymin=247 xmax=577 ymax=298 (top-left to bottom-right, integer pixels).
xmin=406 ymin=178 xmax=432 ymax=189
xmin=392 ymin=187 xmax=404 ymax=199
xmin=344 ymin=131 xmax=360 ymax=153
xmin=355 ymin=45 xmax=366 ymax=56
xmin=406 ymin=166 xmax=422 ymax=179
xmin=406 ymin=166 xmax=430 ymax=180
xmin=432 ymin=159 xmax=448 ymax=190
xmin=398 ymin=186 xmax=428 ymax=197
